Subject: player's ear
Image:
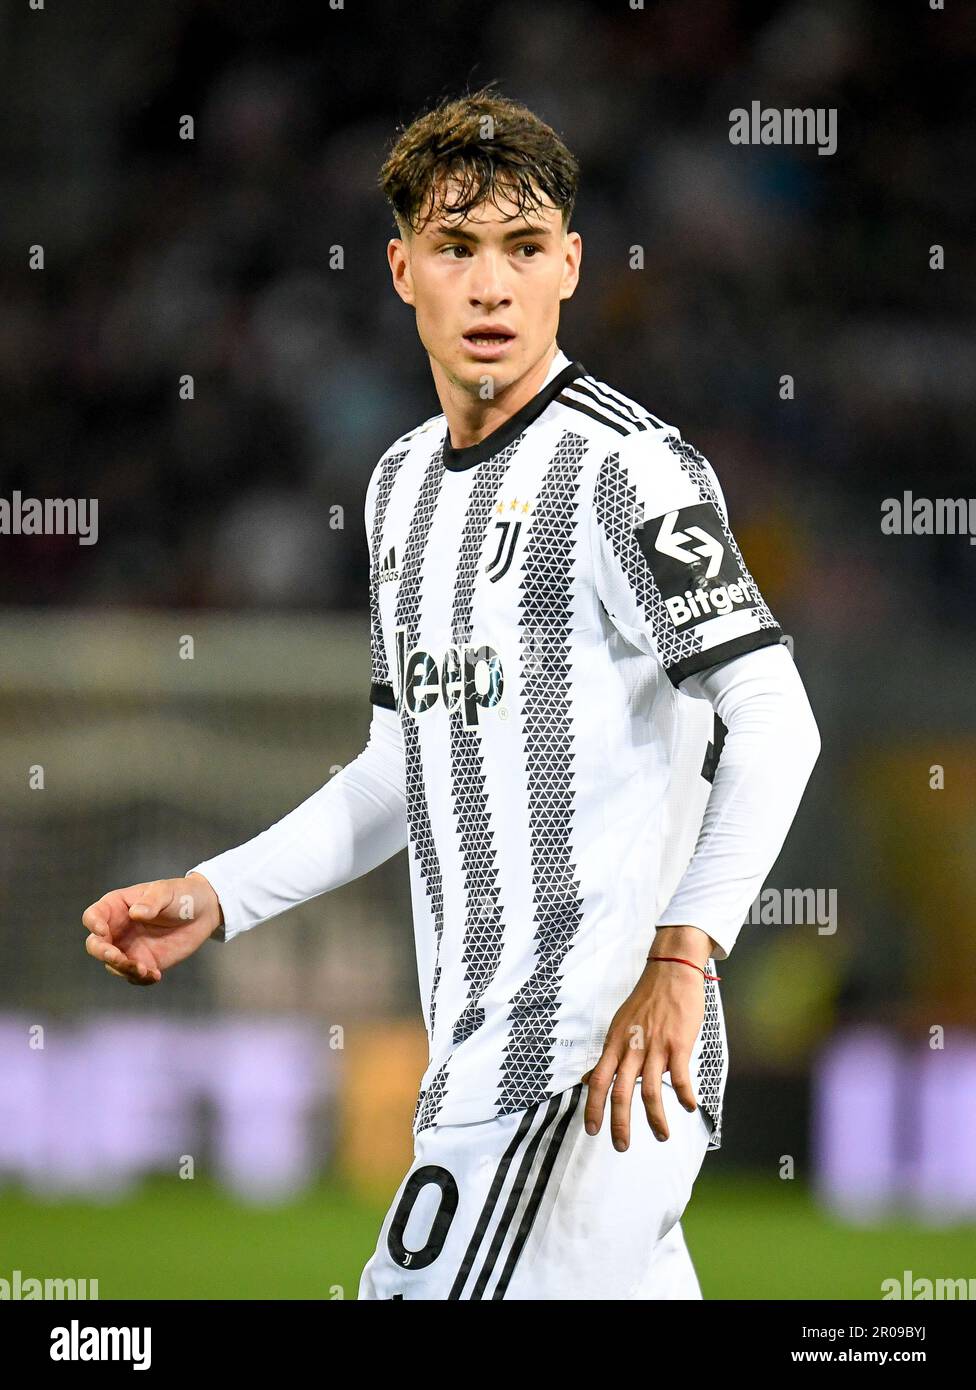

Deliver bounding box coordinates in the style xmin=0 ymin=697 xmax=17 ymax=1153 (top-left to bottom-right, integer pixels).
xmin=559 ymin=231 xmax=581 ymax=301
xmin=387 ymin=238 xmax=415 ymax=305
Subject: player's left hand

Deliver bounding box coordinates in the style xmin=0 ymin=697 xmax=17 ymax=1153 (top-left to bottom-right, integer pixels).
xmin=581 ymin=925 xmax=715 ymax=1151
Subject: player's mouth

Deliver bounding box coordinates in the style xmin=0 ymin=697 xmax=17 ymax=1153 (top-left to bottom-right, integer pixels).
xmin=462 ymin=327 xmax=516 ymax=359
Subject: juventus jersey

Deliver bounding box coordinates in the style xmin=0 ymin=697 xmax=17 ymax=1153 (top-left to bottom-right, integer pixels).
xmin=366 ymin=348 xmax=782 ymax=1147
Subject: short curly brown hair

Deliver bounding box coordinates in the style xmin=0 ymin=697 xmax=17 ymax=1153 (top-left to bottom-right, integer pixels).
xmin=377 ymin=83 xmax=580 ymax=239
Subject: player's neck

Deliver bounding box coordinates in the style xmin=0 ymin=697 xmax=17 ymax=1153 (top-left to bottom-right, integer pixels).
xmin=435 ymin=343 xmax=561 ymax=451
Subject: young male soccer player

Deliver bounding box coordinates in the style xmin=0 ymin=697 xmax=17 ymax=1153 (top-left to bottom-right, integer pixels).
xmin=82 ymin=88 xmax=820 ymax=1299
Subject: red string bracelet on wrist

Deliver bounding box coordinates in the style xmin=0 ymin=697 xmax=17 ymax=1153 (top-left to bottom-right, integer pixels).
xmin=646 ymin=954 xmax=721 ymax=981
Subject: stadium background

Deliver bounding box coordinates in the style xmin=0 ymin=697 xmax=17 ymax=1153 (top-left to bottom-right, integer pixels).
xmin=2 ymin=0 xmax=974 ymax=1299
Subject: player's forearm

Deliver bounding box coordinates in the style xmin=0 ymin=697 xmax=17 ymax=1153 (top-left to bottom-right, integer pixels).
xmin=657 ymin=643 xmax=821 ymax=960
xmin=188 ymin=705 xmax=407 ymax=944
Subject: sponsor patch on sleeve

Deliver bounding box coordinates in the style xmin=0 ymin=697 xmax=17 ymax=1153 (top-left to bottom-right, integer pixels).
xmin=634 ymin=501 xmax=760 ymax=628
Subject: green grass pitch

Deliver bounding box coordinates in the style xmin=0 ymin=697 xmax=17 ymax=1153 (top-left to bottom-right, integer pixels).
xmin=3 ymin=1171 xmax=973 ymax=1300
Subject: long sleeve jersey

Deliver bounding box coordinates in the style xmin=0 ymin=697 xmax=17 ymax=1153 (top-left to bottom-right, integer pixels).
xmin=191 ymin=349 xmax=820 ymax=1147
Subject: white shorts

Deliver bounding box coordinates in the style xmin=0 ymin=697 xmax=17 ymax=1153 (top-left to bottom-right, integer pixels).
xmin=358 ymin=1080 xmax=713 ymax=1300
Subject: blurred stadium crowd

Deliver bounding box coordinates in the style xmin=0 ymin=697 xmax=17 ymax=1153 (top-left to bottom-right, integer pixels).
xmin=3 ymin=0 xmax=974 ymax=621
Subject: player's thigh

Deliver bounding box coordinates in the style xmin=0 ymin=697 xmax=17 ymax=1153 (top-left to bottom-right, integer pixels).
xmin=503 ymin=1080 xmax=712 ymax=1299
xmin=358 ymin=1096 xmax=565 ymax=1300
xmin=632 ymin=1219 xmax=704 ymax=1300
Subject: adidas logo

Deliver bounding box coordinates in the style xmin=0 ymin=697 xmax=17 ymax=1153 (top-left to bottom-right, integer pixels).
xmin=378 ymin=544 xmax=399 ymax=583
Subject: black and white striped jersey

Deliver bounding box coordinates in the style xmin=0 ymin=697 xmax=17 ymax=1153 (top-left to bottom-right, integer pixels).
xmin=366 ymin=348 xmax=782 ymax=1145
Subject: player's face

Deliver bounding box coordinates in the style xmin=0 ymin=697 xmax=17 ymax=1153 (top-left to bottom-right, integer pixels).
xmin=388 ymin=178 xmax=581 ymax=393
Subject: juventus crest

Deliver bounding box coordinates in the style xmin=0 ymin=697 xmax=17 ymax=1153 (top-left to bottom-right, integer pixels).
xmin=485 ymin=498 xmax=533 ymax=582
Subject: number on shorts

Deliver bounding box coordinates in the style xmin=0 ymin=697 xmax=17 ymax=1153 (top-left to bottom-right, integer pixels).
xmin=387 ymin=1164 xmax=459 ymax=1270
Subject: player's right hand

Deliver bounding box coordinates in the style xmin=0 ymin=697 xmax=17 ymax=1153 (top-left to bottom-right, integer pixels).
xmin=81 ymin=874 xmax=223 ymax=987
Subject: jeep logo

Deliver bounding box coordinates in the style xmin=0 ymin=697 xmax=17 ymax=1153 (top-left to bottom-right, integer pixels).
xmin=394 ymin=629 xmax=504 ymax=725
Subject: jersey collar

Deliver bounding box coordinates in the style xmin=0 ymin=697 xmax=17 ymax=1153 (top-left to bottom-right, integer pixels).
xmin=440 ymin=352 xmax=588 ymax=472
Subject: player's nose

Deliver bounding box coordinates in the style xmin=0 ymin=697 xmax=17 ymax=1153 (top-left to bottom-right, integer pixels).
xmin=468 ymin=258 xmax=512 ymax=305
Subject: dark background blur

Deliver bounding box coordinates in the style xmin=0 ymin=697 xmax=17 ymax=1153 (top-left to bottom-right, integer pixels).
xmin=4 ymin=0 xmax=976 ymax=613
xmin=2 ymin=0 xmax=975 ymax=1296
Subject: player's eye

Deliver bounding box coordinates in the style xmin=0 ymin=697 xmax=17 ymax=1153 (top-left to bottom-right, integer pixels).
xmin=438 ymin=243 xmax=543 ymax=258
